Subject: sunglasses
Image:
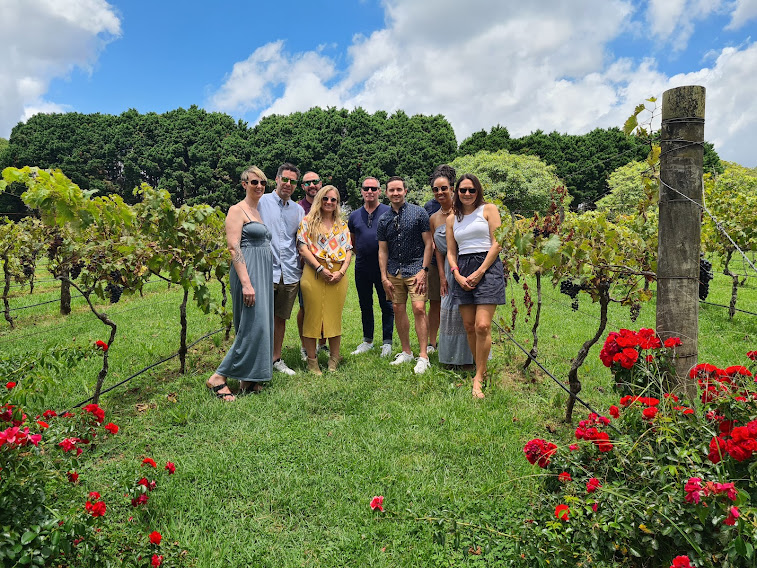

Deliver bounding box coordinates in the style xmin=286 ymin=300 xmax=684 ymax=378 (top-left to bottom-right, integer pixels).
xmin=432 ymin=185 xmax=450 ymax=193
xmin=302 ymin=179 xmax=321 ymax=187
xmin=362 ymin=186 xmax=379 ymax=192
xmin=279 ymin=176 xmax=298 ymax=185
xmin=458 ymin=187 xmax=477 ymax=194
xmin=244 ymin=179 xmax=265 ymax=186
xmin=322 ymin=196 xmax=338 ymax=203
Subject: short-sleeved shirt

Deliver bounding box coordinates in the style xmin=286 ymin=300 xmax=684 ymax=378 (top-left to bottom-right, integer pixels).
xmin=297 ymin=217 xmax=352 ymax=269
xmin=298 ymin=197 xmax=313 ymax=215
xmin=258 ymin=191 xmax=305 ymax=284
xmin=348 ymin=203 xmax=390 ymax=270
xmin=424 ymin=198 xmax=441 ymax=217
xmin=376 ymin=202 xmax=430 ymax=278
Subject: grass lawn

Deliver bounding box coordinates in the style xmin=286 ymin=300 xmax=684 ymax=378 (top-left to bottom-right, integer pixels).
xmin=2 ymin=264 xmax=757 ymax=567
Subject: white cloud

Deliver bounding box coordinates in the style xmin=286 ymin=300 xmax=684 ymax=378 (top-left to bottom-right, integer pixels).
xmin=726 ymin=0 xmax=757 ymax=28
xmin=645 ymin=0 xmax=724 ymax=50
xmin=0 ymin=0 xmax=120 ymax=138
xmin=666 ymin=43 xmax=757 ymax=166
xmin=207 ymin=0 xmax=757 ymax=167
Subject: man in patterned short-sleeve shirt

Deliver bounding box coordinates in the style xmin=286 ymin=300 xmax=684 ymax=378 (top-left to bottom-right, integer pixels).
xmin=377 ymin=176 xmax=433 ymax=374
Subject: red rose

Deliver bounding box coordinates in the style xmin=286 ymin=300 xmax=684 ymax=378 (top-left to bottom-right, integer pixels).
xmin=149 ymin=531 xmax=162 ymax=545
xmin=642 ymin=407 xmax=658 ymax=420
xmin=725 ymin=365 xmax=752 ymax=377
xmin=671 ymin=556 xmax=693 ymax=568
xmin=558 ymin=472 xmax=571 ymax=482
xmin=554 ymin=504 xmax=569 ymax=520
xmin=104 ymin=422 xmax=119 ymax=434
xmin=569 ymin=444 xmax=579 ymax=451
xmin=83 ymin=403 xmax=105 ymax=424
xmin=747 ymin=350 xmax=757 ymax=361
xmin=708 ymin=436 xmax=727 ymax=464
xmin=95 ymin=340 xmax=109 ymax=351
xmin=5 ymin=382 xmax=16 ymax=390
xmin=664 ymin=337 xmax=682 ymax=348
xmin=132 ymin=494 xmax=149 ymax=507
xmin=36 ymin=420 xmax=49 ymax=429
xmin=42 ymin=409 xmax=57 ymax=418
xmin=142 ymin=457 xmax=157 ymax=468
xmin=165 ymin=461 xmax=176 ymax=474
xmin=370 ymin=496 xmax=384 ymax=512
xmin=67 ymin=471 xmax=79 ymax=483
xmin=586 ymin=478 xmax=602 ymax=493
xmin=593 ymin=432 xmax=613 ymax=452
xmin=724 ymin=506 xmax=740 ymax=526
xmin=151 ymin=554 xmax=163 ymax=567
xmin=89 ymin=491 xmax=101 ymax=500
xmin=523 ymin=438 xmax=557 ymax=467
xmin=608 ymin=405 xmax=620 ymax=418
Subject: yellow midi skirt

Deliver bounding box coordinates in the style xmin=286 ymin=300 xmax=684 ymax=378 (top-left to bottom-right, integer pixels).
xmin=301 ymin=260 xmax=348 ymax=339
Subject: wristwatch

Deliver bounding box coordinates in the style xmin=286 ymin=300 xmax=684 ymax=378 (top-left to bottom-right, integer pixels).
xmin=422 ymin=266 xmax=429 ymax=272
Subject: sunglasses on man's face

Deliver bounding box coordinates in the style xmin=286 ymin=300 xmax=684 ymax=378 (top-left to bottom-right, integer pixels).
xmin=458 ymin=186 xmax=477 ymax=194
xmin=322 ymin=196 xmax=338 ymax=204
xmin=362 ymin=186 xmax=379 ymax=192
xmin=244 ymin=179 xmax=265 ymax=186
xmin=302 ymin=179 xmax=321 ymax=187
xmin=279 ymin=176 xmax=298 ymax=186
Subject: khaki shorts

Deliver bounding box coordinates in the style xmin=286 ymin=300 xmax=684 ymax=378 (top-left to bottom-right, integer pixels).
xmin=387 ymin=273 xmax=428 ymax=305
xmin=427 ymin=266 xmax=441 ymax=302
xmin=274 ymin=277 xmax=299 ymax=320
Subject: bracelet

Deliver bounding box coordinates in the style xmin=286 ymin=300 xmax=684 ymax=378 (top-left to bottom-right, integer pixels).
xmin=451 ymin=266 xmax=459 ymax=272
xmin=316 ymin=265 xmax=324 ymax=274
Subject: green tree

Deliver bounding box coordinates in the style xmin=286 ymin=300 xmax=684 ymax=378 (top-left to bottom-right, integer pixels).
xmin=702 ymin=162 xmax=757 ymax=318
xmin=595 ymin=161 xmax=650 ymax=219
xmin=451 ymin=149 xmax=565 ymax=214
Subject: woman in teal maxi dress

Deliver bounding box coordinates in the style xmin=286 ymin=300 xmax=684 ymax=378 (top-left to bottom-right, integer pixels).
xmin=206 ymin=166 xmax=273 ymax=400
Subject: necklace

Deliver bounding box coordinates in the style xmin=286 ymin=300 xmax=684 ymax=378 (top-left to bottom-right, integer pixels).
xmin=440 ymin=208 xmax=452 ymax=215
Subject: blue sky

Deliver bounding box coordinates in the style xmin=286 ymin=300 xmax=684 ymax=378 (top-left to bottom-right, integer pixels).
xmin=3 ymin=0 xmax=757 ymax=166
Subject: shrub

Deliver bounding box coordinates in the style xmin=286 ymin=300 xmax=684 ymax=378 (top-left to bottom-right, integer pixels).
xmin=515 ymin=329 xmax=757 ymax=568
xmin=1 ymin=364 xmax=184 ymax=567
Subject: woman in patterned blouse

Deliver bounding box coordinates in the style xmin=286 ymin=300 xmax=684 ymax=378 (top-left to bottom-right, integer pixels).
xmin=297 ymin=185 xmax=353 ymax=374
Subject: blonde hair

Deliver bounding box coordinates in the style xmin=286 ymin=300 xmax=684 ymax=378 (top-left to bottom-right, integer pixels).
xmin=241 ymin=165 xmax=267 ymax=184
xmin=305 ymin=185 xmax=346 ymax=244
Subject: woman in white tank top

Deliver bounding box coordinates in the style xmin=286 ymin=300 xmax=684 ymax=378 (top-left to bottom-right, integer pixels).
xmin=445 ymin=174 xmax=507 ymax=398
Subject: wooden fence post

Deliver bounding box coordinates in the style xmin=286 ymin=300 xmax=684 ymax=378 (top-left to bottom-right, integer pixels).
xmin=656 ymin=85 xmax=705 ymax=401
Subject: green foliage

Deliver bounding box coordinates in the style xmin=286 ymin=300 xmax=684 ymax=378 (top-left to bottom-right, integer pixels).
xmin=451 ymin=149 xmax=564 ymax=214
xmin=702 ymin=162 xmax=757 ymax=265
xmin=596 ymin=161 xmax=650 ymax=219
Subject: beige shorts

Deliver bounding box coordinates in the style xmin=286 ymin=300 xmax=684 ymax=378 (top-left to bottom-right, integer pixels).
xmin=274 ymin=277 xmax=299 ymax=320
xmin=387 ymin=273 xmax=428 ymax=305
xmin=427 ymin=266 xmax=441 ymax=302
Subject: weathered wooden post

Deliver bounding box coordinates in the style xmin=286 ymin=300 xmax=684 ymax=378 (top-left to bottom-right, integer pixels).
xmin=656 ymin=85 xmax=705 ymax=402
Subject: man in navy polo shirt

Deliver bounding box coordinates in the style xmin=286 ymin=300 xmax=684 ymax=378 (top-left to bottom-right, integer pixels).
xmin=377 ymin=176 xmax=433 ymax=374
xmin=348 ymin=177 xmax=394 ymax=357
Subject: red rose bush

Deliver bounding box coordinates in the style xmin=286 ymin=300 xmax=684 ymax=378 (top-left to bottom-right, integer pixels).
xmin=1 ymin=374 xmax=183 ymax=567
xmin=514 ymin=328 xmax=757 ymax=568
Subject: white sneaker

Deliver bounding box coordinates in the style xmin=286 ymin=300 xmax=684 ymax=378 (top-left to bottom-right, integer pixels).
xmin=390 ymin=351 xmax=414 ymax=365
xmin=414 ymin=356 xmax=431 ymax=374
xmin=273 ymin=359 xmax=296 ymax=376
xmin=380 ymin=344 xmax=393 ymax=358
xmin=300 ymin=347 xmax=307 ymax=361
xmin=351 ymin=341 xmax=374 ymax=355
xmin=427 ymin=345 xmax=437 ymax=355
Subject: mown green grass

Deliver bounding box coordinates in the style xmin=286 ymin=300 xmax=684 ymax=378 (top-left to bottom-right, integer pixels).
xmin=3 ymin=265 xmax=757 ymax=567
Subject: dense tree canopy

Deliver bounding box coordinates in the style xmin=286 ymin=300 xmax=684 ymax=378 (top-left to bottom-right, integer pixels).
xmin=458 ymin=126 xmax=724 ymax=206
xmin=1 ymin=106 xmax=457 ymax=212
